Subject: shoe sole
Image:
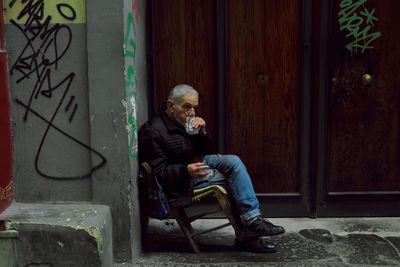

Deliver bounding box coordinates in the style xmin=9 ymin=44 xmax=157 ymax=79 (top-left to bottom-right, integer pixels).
xmin=240 ymin=229 xmax=285 ymax=239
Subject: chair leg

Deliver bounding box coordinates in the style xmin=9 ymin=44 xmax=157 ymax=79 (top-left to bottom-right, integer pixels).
xmin=171 ymin=208 xmax=200 ymax=253
xmin=176 ymin=207 xmax=194 ymax=233
xmin=215 ymin=191 xmax=243 ymax=239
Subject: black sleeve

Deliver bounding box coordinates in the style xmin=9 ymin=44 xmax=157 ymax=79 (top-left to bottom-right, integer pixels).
xmin=192 ymin=130 xmax=215 ymax=156
xmin=138 ymin=126 xmax=191 ymax=185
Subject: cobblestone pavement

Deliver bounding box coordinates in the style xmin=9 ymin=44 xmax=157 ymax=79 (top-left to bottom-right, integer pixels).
xmin=116 ymin=218 xmax=400 ymax=267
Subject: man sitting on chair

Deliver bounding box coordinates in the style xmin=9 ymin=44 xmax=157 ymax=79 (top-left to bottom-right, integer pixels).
xmin=138 ymin=84 xmax=285 ymax=252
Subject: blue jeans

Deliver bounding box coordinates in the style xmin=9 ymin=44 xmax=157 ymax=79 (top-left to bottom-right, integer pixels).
xmin=193 ymin=154 xmax=261 ymax=223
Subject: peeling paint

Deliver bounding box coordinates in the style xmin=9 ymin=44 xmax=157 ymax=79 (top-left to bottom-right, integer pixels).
xmin=5 ymin=222 xmax=15 ymax=231
xmin=87 ymin=226 xmax=103 ymax=252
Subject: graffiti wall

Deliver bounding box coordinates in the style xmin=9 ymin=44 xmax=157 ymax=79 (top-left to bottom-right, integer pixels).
xmin=3 ymin=0 xmax=102 ymax=201
xmin=0 ymin=0 xmax=13 ymax=214
xmin=3 ymin=0 xmax=148 ymax=259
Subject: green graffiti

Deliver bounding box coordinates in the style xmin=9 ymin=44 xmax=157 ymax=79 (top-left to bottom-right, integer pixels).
xmin=126 ymin=65 xmax=137 ymax=88
xmin=360 ymin=8 xmax=377 ymax=26
xmin=124 ymin=13 xmax=137 ymax=58
xmin=338 ymin=0 xmax=381 ymax=54
xmin=124 ymin=10 xmax=138 ymax=159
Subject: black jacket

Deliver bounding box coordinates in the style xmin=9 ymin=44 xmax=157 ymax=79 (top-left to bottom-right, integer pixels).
xmin=138 ymin=103 xmax=214 ymax=197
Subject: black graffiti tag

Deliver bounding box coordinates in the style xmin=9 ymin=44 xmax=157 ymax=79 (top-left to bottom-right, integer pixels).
xmin=9 ymin=0 xmax=106 ymax=179
xmin=56 ymin=3 xmax=77 ymax=21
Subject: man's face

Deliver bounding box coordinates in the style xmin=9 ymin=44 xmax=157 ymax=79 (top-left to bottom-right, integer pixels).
xmin=168 ymin=94 xmax=198 ymax=126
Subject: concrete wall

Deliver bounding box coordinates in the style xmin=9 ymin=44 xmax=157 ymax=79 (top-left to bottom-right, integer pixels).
xmin=3 ymin=0 xmax=147 ymax=261
xmin=122 ymin=0 xmax=148 ymax=258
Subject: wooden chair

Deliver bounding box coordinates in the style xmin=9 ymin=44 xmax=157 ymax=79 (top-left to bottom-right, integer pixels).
xmin=141 ymin=163 xmax=242 ymax=253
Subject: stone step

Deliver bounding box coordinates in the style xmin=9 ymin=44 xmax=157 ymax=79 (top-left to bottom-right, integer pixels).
xmin=0 ymin=229 xmax=18 ymax=267
xmin=1 ymin=202 xmax=113 ymax=267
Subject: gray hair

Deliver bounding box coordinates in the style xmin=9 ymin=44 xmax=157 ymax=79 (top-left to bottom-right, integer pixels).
xmin=168 ymin=84 xmax=198 ymax=103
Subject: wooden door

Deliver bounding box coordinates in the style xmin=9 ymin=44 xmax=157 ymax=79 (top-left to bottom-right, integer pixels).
xmin=227 ymin=0 xmax=307 ymax=216
xmin=318 ymin=0 xmax=400 ymax=216
xmin=227 ymin=0 xmax=301 ymax=192
xmin=151 ymin=0 xmax=217 ymax=137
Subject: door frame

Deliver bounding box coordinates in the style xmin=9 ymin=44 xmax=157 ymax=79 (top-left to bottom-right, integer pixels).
xmin=316 ymin=0 xmax=400 ymax=217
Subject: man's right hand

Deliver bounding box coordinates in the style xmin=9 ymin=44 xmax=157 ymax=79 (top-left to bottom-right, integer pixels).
xmin=187 ymin=162 xmax=210 ymax=179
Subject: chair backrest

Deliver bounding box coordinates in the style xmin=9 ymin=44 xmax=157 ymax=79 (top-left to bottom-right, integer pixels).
xmin=139 ymin=162 xmax=171 ymax=220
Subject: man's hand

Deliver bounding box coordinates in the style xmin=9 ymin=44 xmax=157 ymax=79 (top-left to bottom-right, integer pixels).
xmin=187 ymin=162 xmax=210 ymax=179
xmin=191 ymin=117 xmax=206 ymax=134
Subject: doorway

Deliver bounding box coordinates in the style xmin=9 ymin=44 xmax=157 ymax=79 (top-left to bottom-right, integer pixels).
xmin=147 ymin=0 xmax=400 ymax=217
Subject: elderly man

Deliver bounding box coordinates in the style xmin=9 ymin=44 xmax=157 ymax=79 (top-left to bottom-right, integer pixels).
xmin=139 ymin=84 xmax=285 ymax=252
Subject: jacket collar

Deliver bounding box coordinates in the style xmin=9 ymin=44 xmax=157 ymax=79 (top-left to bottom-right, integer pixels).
xmin=159 ymin=102 xmax=187 ymax=134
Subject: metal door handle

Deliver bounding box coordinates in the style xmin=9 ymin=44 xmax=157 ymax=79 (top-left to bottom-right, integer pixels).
xmin=361 ymin=73 xmax=373 ymax=86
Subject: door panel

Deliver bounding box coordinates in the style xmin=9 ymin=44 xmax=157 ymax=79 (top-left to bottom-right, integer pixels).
xmin=151 ymin=0 xmax=308 ymax=216
xmin=328 ymin=0 xmax=400 ymax=193
xmin=317 ymin=0 xmax=400 ymax=216
xmin=227 ymin=0 xmax=301 ymax=193
xmin=152 ymin=0 xmax=217 ymax=136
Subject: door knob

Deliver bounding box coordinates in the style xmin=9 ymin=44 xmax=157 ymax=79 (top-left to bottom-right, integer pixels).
xmin=361 ymin=73 xmax=373 ymax=86
xmin=257 ymin=74 xmax=269 ymax=85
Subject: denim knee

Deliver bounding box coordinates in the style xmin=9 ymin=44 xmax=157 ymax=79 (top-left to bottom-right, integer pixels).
xmin=221 ymin=154 xmax=244 ymax=171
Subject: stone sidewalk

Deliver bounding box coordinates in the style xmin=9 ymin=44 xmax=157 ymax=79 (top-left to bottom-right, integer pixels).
xmin=118 ymin=217 xmax=400 ymax=267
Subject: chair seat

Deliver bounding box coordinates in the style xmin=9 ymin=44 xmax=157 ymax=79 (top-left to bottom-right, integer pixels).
xmin=169 ymin=185 xmax=228 ymax=208
xmin=192 ymin=185 xmax=228 ymax=201
xmin=193 ymin=184 xmax=227 ymax=195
